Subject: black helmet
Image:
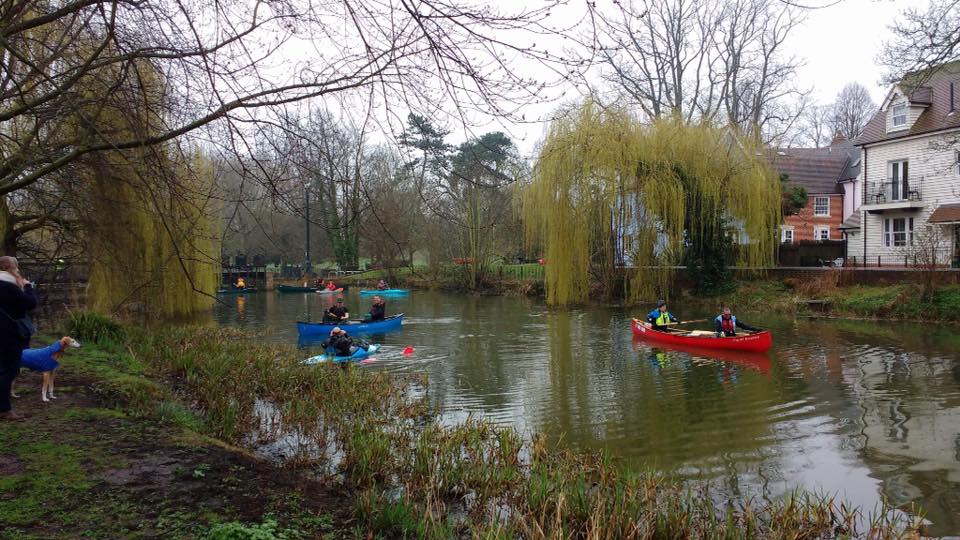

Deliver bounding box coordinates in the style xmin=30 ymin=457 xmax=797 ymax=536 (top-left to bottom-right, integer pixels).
xmin=657 ymin=299 xmax=667 ymax=308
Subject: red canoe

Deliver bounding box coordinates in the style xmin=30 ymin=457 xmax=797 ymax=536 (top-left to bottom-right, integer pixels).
xmin=630 ymin=335 xmax=772 ymax=374
xmin=631 ymin=319 xmax=773 ymax=353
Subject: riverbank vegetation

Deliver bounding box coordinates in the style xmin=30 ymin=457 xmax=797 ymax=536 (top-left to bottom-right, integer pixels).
xmin=705 ymin=279 xmax=960 ymax=322
xmin=0 ymin=312 xmax=924 ymax=538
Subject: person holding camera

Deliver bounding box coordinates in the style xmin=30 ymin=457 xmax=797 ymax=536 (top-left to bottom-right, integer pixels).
xmin=0 ymin=256 xmax=37 ymax=421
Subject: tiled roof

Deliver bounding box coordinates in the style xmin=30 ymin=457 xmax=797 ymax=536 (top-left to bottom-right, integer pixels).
xmin=839 ymin=213 xmax=860 ymax=230
xmin=928 ymin=203 xmax=960 ymax=223
xmin=772 ymin=146 xmax=851 ymax=194
xmin=856 ymin=61 xmax=960 ymax=146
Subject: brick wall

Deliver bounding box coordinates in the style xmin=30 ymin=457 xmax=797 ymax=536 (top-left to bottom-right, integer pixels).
xmin=783 ymin=194 xmax=844 ymax=242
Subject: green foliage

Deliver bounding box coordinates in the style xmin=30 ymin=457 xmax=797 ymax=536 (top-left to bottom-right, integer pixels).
xmin=72 ymin=59 xmax=219 ymax=317
xmin=205 ymin=518 xmax=292 ymax=540
xmin=66 ymin=311 xmax=126 ymax=344
xmin=780 ymin=173 xmax=808 ymax=216
xmin=523 ymin=99 xmax=781 ymax=305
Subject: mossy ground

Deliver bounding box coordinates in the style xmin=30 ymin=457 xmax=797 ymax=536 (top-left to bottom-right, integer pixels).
xmin=0 ymin=339 xmax=350 ymax=540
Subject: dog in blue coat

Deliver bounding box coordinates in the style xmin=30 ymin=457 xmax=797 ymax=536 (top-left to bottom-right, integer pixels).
xmin=16 ymin=337 xmax=81 ymax=402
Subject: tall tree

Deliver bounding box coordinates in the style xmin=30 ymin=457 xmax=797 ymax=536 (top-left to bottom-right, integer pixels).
xmin=523 ymin=100 xmax=782 ymax=305
xmin=284 ymin=110 xmax=367 ymax=270
xmin=797 ymin=103 xmax=833 ymax=148
xmin=881 ymin=0 xmax=960 ymax=81
xmin=830 ymin=83 xmax=876 ymax=139
xmin=0 ymin=0 xmax=575 ymax=257
xmin=449 ymin=132 xmax=522 ymax=288
xmin=596 ymin=0 xmax=806 ymax=142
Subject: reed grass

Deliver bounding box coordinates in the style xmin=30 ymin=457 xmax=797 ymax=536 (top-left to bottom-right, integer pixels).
xmin=84 ymin=321 xmax=925 ymax=539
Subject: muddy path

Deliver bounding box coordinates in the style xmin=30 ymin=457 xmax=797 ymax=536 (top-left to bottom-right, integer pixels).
xmin=0 ymin=370 xmax=355 ymax=539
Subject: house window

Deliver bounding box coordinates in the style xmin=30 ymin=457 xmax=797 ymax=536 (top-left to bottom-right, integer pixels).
xmin=956 ymin=150 xmax=960 ymax=175
xmin=889 ymin=160 xmax=909 ymax=201
xmin=814 ymin=196 xmax=830 ymax=216
xmin=892 ymin=102 xmax=907 ymax=127
xmin=815 ymin=227 xmax=830 ymax=241
xmin=781 ymin=227 xmax=794 ymax=244
xmin=883 ymin=217 xmax=914 ymax=247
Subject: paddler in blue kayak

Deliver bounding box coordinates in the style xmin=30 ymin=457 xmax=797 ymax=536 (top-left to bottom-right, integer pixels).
xmin=321 ymin=327 xmax=353 ymax=356
xmin=714 ymin=307 xmax=760 ymax=337
xmin=646 ymin=299 xmax=679 ymax=331
xmin=376 ymin=279 xmax=388 ymax=290
xmin=321 ymin=327 xmax=369 ymax=357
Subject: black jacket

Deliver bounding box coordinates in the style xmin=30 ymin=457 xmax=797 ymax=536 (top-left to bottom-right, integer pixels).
xmin=0 ymin=281 xmax=37 ymax=351
xmin=325 ymin=333 xmax=353 ymax=356
xmin=369 ymin=302 xmax=385 ymax=321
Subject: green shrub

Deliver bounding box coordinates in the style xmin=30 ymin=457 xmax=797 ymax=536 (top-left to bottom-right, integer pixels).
xmin=206 ymin=518 xmax=291 ymax=540
xmin=66 ymin=311 xmax=126 ymax=344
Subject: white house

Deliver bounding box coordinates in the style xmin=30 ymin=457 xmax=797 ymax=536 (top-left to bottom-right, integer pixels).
xmin=847 ymin=61 xmax=960 ymax=267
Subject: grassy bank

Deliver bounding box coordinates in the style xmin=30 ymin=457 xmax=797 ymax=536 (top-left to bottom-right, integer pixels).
xmin=1 ymin=312 xmax=927 ymax=538
xmin=0 ymin=334 xmax=349 ymax=538
xmin=701 ymin=279 xmax=960 ymax=322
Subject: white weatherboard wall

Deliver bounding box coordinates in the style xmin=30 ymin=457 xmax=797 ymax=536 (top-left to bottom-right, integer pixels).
xmin=842 ymin=179 xmax=861 ymax=222
xmin=852 ymin=131 xmax=960 ymax=265
xmin=883 ymin=89 xmax=926 ymax=133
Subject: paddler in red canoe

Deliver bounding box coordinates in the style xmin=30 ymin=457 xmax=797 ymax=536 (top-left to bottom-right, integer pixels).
xmin=646 ymin=300 xmax=679 ymax=331
xmin=714 ymin=307 xmax=761 ymax=337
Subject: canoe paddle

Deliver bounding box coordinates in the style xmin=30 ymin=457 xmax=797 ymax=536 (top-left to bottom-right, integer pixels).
xmin=663 ymin=319 xmax=708 ymax=325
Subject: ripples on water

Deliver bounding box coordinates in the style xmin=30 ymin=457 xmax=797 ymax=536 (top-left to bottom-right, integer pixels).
xmin=216 ymin=290 xmax=960 ymax=535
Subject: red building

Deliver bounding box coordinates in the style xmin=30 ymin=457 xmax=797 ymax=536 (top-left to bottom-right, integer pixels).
xmin=774 ymin=138 xmax=860 ymax=243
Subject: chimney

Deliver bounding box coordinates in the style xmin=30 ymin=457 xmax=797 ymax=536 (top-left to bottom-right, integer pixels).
xmin=830 ymin=131 xmax=847 ymax=147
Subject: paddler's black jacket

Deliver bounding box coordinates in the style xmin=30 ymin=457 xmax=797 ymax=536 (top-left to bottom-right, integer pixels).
xmin=323 ymin=333 xmax=353 ymax=356
xmin=368 ymin=302 xmax=385 ymax=321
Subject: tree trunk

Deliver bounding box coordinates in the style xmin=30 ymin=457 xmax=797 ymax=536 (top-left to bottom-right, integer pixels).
xmin=0 ymin=196 xmax=17 ymax=256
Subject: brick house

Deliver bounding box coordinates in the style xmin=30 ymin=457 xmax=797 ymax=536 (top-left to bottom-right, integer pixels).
xmin=848 ymin=61 xmax=960 ymax=267
xmin=774 ymin=138 xmax=860 ymax=244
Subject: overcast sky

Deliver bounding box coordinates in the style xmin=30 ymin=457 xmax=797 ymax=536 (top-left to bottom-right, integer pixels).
xmin=466 ymin=0 xmax=930 ymax=156
xmin=791 ymin=0 xmax=925 ymax=103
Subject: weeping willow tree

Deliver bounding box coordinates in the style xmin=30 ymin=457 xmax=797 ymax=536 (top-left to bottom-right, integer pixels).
xmin=71 ymin=58 xmax=219 ymax=316
xmin=522 ymin=100 xmax=781 ymax=306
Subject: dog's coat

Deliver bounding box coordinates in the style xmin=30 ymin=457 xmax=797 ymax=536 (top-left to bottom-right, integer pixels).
xmin=18 ymin=337 xmax=80 ymax=402
xmin=21 ymin=340 xmax=66 ymax=372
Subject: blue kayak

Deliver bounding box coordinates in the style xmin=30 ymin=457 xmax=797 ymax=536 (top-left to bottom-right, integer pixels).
xmin=296 ymin=314 xmax=404 ymax=337
xmin=305 ymin=344 xmax=381 ymax=364
xmin=359 ymin=289 xmax=409 ymax=296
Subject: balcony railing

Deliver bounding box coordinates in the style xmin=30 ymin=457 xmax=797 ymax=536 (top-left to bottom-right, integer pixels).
xmin=865 ymin=178 xmax=922 ymax=205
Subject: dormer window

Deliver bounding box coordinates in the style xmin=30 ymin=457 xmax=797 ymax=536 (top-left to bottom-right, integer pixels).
xmin=892 ymin=102 xmax=907 ymax=127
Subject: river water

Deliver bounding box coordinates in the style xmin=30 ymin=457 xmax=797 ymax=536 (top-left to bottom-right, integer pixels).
xmin=214 ymin=289 xmax=960 ymax=535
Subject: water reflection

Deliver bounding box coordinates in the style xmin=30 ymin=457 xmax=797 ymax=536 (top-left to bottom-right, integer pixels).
xmin=214 ymin=290 xmax=960 ymax=535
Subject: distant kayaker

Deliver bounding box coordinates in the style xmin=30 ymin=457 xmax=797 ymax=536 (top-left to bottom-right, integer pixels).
xmin=647 ymin=300 xmax=679 ymax=330
xmin=235 ymin=277 xmax=246 ymax=289
xmin=376 ymin=279 xmax=388 ymax=291
xmin=325 ymin=280 xmax=337 ymax=291
xmin=714 ymin=307 xmax=759 ymax=337
xmin=367 ymin=295 xmax=386 ymax=321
